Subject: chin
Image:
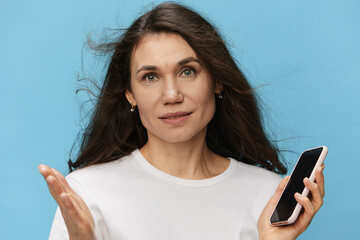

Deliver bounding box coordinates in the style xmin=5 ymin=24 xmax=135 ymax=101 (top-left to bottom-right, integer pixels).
xmin=154 ymin=128 xmax=205 ymax=144
xmin=158 ymin=134 xmax=193 ymax=143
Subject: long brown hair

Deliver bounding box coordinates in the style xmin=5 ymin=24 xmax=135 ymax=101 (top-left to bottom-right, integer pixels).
xmin=68 ymin=2 xmax=287 ymax=174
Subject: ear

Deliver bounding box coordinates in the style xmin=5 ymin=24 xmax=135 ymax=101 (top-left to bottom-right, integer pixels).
xmin=214 ymin=80 xmax=223 ymax=94
xmin=125 ymin=90 xmax=137 ymax=106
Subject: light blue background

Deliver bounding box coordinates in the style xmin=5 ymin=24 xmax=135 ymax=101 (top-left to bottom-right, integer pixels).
xmin=1 ymin=0 xmax=359 ymax=239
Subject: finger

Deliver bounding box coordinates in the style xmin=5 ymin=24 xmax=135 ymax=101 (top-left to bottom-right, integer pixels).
xmin=51 ymin=168 xmax=89 ymax=212
xmin=59 ymin=193 xmax=83 ymax=233
xmin=51 ymin=168 xmax=75 ymax=194
xmin=48 ymin=168 xmax=88 ymax=213
xmin=39 ymin=165 xmax=73 ymax=203
xmin=38 ymin=164 xmax=54 ymax=179
xmin=60 ymin=192 xmax=91 ymax=228
xmin=45 ymin=175 xmax=67 ymax=204
xmin=315 ymin=165 xmax=325 ymax=197
xmin=39 ymin=165 xmax=60 ymax=202
xmin=39 ymin=165 xmax=67 ymax=197
xmin=59 ymin=193 xmax=95 ymax=235
xmin=304 ymin=177 xmax=323 ymax=209
xmin=61 ymin=193 xmax=80 ymax=217
xmin=47 ymin=167 xmax=70 ymax=194
xmin=294 ymin=192 xmax=316 ymax=227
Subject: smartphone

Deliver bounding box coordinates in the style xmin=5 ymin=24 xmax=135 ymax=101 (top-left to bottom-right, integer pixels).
xmin=270 ymin=146 xmax=328 ymax=226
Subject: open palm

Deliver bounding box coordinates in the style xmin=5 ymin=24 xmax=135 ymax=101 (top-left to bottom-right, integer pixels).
xmin=39 ymin=165 xmax=97 ymax=240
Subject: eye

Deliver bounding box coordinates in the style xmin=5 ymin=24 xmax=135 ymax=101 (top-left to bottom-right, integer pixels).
xmin=143 ymin=73 xmax=157 ymax=82
xmin=180 ymin=68 xmax=196 ymax=78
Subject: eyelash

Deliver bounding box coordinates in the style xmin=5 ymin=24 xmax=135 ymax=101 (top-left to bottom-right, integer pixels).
xmin=142 ymin=67 xmax=197 ymax=82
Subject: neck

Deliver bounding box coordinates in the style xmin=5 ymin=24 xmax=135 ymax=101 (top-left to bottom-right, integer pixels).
xmin=140 ymin=130 xmax=228 ymax=180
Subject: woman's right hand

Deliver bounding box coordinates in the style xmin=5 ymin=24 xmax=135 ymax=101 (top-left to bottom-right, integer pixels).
xmin=39 ymin=164 xmax=97 ymax=240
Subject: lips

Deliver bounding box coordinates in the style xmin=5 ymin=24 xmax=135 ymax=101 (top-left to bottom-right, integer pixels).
xmin=159 ymin=111 xmax=192 ymax=119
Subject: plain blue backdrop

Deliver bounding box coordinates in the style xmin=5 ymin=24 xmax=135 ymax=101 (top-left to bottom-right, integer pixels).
xmin=1 ymin=0 xmax=359 ymax=239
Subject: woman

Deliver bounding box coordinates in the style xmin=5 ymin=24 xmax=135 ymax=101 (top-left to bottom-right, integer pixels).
xmin=39 ymin=2 xmax=325 ymax=239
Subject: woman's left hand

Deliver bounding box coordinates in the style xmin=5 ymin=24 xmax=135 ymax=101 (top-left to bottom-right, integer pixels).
xmin=257 ymin=165 xmax=325 ymax=240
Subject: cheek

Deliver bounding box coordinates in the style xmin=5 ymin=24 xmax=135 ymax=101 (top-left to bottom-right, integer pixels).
xmin=192 ymin=77 xmax=215 ymax=104
xmin=187 ymin=82 xmax=216 ymax=117
xmin=202 ymin=93 xmax=216 ymax=118
xmin=133 ymin=92 xmax=158 ymax=129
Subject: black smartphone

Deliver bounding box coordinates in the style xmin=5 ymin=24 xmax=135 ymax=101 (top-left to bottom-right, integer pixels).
xmin=270 ymin=146 xmax=328 ymax=226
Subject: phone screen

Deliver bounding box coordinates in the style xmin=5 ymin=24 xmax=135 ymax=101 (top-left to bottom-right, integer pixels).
xmin=270 ymin=147 xmax=324 ymax=223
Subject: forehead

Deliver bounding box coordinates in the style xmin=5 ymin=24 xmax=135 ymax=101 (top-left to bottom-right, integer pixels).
xmin=130 ymin=33 xmax=197 ymax=70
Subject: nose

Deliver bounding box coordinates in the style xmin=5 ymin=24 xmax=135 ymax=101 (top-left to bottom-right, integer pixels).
xmin=161 ymin=78 xmax=184 ymax=105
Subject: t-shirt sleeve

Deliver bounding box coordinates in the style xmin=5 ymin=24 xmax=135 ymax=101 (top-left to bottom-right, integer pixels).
xmin=48 ymin=176 xmax=107 ymax=240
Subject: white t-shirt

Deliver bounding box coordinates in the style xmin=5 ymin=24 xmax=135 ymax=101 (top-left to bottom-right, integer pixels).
xmin=49 ymin=149 xmax=281 ymax=240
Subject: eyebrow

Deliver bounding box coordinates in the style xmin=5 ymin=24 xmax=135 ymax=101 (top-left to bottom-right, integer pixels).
xmin=135 ymin=57 xmax=201 ymax=75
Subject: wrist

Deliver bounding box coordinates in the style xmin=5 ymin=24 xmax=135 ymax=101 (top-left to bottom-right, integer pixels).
xmin=259 ymin=234 xmax=296 ymax=240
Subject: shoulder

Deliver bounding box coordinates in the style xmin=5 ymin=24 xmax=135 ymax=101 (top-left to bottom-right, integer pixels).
xmin=66 ymin=152 xmax=136 ymax=180
xmin=230 ymin=159 xmax=282 ymax=205
xmin=64 ymin=151 xmax=141 ymax=195
xmin=230 ymin=159 xmax=283 ymax=219
xmin=232 ymin=159 xmax=282 ymax=187
xmin=232 ymin=160 xmax=282 ymax=219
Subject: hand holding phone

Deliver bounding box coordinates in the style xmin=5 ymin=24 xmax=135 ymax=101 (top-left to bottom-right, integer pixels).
xmin=270 ymin=146 xmax=328 ymax=226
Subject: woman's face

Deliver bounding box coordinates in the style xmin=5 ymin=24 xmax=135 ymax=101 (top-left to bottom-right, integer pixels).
xmin=126 ymin=33 xmax=219 ymax=143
